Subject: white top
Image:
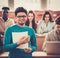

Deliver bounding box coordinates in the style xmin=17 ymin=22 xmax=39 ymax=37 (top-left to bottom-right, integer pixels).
xmin=37 ymin=20 xmax=55 ymax=34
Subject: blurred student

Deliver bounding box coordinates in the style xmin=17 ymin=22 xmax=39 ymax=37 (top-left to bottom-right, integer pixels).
xmin=25 ymin=10 xmax=37 ymax=33
xmin=3 ymin=7 xmax=37 ymax=58
xmin=0 ymin=7 xmax=14 ymax=38
xmin=0 ymin=7 xmax=14 ymax=54
xmin=2 ymin=7 xmax=14 ymax=28
xmin=37 ymin=11 xmax=55 ymax=34
xmin=42 ymin=16 xmax=60 ymax=51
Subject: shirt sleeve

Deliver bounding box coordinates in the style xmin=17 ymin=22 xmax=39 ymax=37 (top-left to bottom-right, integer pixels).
xmin=3 ymin=27 xmax=18 ymax=51
xmin=37 ymin=20 xmax=43 ymax=34
xmin=30 ymin=29 xmax=37 ymax=52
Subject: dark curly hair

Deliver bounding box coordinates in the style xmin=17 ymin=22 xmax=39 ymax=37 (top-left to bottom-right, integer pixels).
xmin=15 ymin=7 xmax=27 ymax=16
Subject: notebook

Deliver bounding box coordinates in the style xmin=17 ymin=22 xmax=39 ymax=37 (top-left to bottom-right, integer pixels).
xmin=12 ymin=31 xmax=28 ymax=49
xmin=46 ymin=41 xmax=60 ymax=55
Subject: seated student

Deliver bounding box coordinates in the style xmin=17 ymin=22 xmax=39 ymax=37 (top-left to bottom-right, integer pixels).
xmin=37 ymin=11 xmax=55 ymax=34
xmin=42 ymin=16 xmax=60 ymax=51
xmin=25 ymin=10 xmax=37 ymax=33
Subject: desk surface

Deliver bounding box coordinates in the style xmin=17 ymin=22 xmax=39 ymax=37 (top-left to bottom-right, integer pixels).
xmin=32 ymin=51 xmax=60 ymax=57
xmin=0 ymin=51 xmax=60 ymax=58
xmin=36 ymin=33 xmax=47 ymax=37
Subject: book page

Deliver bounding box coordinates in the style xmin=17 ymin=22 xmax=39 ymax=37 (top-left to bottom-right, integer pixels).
xmin=12 ymin=31 xmax=28 ymax=49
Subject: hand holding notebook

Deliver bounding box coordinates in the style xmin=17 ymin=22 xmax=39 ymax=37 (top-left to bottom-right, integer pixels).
xmin=12 ymin=32 xmax=30 ymax=49
xmin=17 ymin=36 xmax=30 ymax=45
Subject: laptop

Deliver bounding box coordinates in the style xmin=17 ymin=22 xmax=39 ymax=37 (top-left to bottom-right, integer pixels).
xmin=46 ymin=41 xmax=60 ymax=55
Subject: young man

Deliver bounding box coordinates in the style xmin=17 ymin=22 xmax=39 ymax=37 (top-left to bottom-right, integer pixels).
xmin=42 ymin=16 xmax=60 ymax=51
xmin=0 ymin=7 xmax=14 ymax=32
xmin=0 ymin=7 xmax=14 ymax=54
xmin=3 ymin=7 xmax=37 ymax=58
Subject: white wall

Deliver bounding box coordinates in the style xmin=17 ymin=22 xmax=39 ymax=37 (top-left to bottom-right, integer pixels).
xmin=0 ymin=0 xmax=8 ymax=11
xmin=14 ymin=0 xmax=41 ymax=11
xmin=0 ymin=0 xmax=60 ymax=11
xmin=14 ymin=0 xmax=60 ymax=11
xmin=47 ymin=0 xmax=60 ymax=11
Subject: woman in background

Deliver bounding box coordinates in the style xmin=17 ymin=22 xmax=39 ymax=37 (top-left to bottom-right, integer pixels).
xmin=25 ymin=10 xmax=37 ymax=33
xmin=37 ymin=11 xmax=55 ymax=34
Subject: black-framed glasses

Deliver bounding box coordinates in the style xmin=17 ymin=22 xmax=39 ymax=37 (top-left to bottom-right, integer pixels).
xmin=17 ymin=15 xmax=27 ymax=18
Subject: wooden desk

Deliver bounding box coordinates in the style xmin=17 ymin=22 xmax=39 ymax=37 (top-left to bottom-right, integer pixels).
xmin=0 ymin=52 xmax=60 ymax=58
xmin=36 ymin=34 xmax=46 ymax=51
xmin=32 ymin=52 xmax=60 ymax=58
xmin=0 ymin=52 xmax=8 ymax=58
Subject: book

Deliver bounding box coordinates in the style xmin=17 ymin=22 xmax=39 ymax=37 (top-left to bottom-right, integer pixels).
xmin=12 ymin=31 xmax=28 ymax=49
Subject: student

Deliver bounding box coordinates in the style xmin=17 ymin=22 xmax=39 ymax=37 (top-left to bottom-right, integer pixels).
xmin=2 ymin=7 xmax=14 ymax=28
xmin=25 ymin=10 xmax=37 ymax=33
xmin=42 ymin=16 xmax=60 ymax=51
xmin=3 ymin=7 xmax=37 ymax=58
xmin=0 ymin=7 xmax=14 ymax=54
xmin=37 ymin=11 xmax=55 ymax=34
xmin=0 ymin=7 xmax=14 ymax=39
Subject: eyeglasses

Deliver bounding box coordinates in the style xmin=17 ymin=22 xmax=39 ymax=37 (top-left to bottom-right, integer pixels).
xmin=17 ymin=15 xmax=27 ymax=18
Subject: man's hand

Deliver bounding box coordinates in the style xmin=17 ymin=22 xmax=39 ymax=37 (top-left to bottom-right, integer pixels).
xmin=24 ymin=48 xmax=32 ymax=53
xmin=17 ymin=36 xmax=30 ymax=45
xmin=40 ymin=28 xmax=44 ymax=34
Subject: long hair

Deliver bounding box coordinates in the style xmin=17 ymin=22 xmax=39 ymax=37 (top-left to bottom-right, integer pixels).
xmin=25 ymin=10 xmax=36 ymax=32
xmin=42 ymin=11 xmax=53 ymax=22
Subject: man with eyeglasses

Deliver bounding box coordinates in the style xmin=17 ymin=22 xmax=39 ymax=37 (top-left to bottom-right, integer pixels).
xmin=42 ymin=16 xmax=60 ymax=52
xmin=3 ymin=7 xmax=37 ymax=58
